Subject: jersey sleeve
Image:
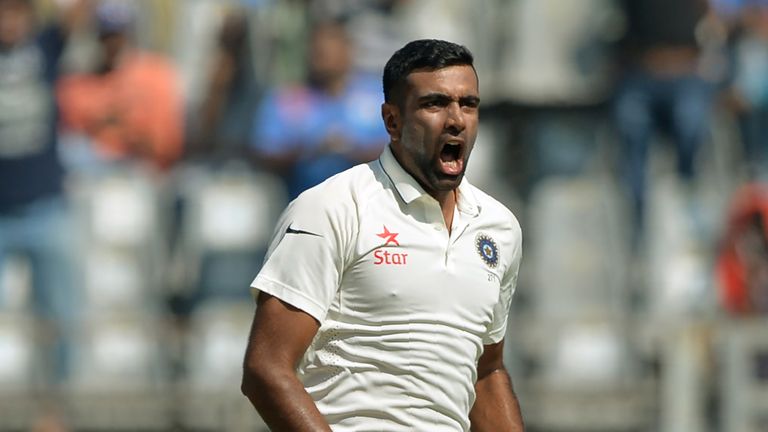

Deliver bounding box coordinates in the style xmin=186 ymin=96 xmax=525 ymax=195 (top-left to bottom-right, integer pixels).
xmin=250 ymin=189 xmax=355 ymax=322
xmin=483 ymin=223 xmax=522 ymax=345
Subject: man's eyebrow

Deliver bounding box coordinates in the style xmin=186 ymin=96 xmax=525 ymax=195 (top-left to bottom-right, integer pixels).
xmin=417 ymin=93 xmax=481 ymax=104
xmin=417 ymin=92 xmax=452 ymax=103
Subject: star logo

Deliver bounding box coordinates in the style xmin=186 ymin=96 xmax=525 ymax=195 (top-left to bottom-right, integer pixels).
xmin=376 ymin=225 xmax=400 ymax=247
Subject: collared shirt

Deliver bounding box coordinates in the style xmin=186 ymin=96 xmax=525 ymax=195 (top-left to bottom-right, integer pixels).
xmin=251 ymin=146 xmax=523 ymax=431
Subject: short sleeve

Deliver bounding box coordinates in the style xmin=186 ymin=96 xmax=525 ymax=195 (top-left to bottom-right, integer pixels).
xmin=483 ymin=224 xmax=522 ymax=345
xmin=250 ymin=189 xmax=354 ymax=322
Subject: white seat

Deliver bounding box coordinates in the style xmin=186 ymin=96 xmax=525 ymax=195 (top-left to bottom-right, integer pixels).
xmin=172 ymin=166 xmax=287 ymax=301
xmin=184 ymin=300 xmax=253 ymax=390
xmin=85 ymin=170 xmax=161 ymax=249
xmin=0 ymin=313 xmax=35 ymax=392
xmin=69 ymin=313 xmax=167 ymax=392
xmin=720 ymin=318 xmax=768 ymax=432
xmin=83 ymin=247 xmax=149 ymax=309
xmin=0 ymin=254 xmax=32 ymax=312
xmin=188 ymin=167 xmax=287 ymax=253
xmin=527 ymin=176 xmax=631 ymax=318
xmin=520 ymin=177 xmax=652 ymax=430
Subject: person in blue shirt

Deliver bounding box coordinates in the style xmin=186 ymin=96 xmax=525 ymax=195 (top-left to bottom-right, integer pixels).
xmin=251 ymin=19 xmax=389 ymax=199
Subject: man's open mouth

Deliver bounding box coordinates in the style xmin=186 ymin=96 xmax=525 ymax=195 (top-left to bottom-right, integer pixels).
xmin=439 ymin=141 xmax=464 ymax=176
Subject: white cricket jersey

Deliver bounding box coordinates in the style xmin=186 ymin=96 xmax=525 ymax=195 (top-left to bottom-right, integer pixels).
xmin=251 ymin=146 xmax=523 ymax=431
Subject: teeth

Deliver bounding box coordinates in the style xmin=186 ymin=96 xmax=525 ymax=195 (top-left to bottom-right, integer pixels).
xmin=443 ymin=160 xmax=458 ymax=168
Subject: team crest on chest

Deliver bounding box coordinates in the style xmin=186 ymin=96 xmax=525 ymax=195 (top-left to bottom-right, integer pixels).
xmin=475 ymin=233 xmax=499 ymax=268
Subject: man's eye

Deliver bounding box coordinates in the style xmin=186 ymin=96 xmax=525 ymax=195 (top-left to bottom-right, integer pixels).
xmin=461 ymin=99 xmax=479 ymax=109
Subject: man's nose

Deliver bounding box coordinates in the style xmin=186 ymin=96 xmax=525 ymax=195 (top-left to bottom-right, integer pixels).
xmin=445 ymin=102 xmax=465 ymax=134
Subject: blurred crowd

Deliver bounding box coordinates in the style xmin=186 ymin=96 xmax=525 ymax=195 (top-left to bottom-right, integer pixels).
xmin=1 ymin=0 xmax=768 ymax=430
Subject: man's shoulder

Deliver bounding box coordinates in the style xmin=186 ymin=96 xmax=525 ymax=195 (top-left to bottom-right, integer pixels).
xmin=470 ymin=184 xmax=522 ymax=234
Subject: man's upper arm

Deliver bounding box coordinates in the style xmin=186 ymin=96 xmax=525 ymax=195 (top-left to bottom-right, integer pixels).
xmin=478 ymin=340 xmax=506 ymax=379
xmin=244 ymin=292 xmax=320 ymax=372
xmin=473 ymin=339 xmax=525 ymax=431
xmin=241 ymin=293 xmax=335 ymax=431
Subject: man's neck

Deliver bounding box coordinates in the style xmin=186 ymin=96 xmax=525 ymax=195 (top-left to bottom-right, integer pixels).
xmin=388 ymin=146 xmax=459 ymax=232
xmin=435 ymin=189 xmax=458 ymax=234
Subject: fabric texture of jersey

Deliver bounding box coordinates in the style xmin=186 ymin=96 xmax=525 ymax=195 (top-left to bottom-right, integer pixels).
xmin=251 ymin=146 xmax=523 ymax=431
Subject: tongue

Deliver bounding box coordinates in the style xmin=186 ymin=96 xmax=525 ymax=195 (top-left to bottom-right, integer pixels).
xmin=439 ymin=155 xmax=463 ymax=176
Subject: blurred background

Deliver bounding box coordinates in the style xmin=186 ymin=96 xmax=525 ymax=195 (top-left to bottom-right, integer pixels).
xmin=0 ymin=0 xmax=767 ymax=430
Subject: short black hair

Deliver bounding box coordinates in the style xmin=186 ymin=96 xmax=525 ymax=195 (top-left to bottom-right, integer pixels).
xmin=382 ymin=39 xmax=475 ymax=105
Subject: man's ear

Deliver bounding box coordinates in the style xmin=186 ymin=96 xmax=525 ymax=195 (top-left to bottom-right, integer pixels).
xmin=381 ymin=103 xmax=401 ymax=141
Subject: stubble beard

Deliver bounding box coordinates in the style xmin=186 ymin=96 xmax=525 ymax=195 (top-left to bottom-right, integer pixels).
xmin=418 ymin=153 xmax=466 ymax=195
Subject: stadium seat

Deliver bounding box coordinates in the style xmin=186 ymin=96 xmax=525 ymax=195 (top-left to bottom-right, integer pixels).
xmin=720 ymin=319 xmax=768 ymax=432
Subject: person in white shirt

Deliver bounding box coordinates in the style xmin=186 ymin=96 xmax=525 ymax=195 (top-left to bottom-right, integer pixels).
xmin=241 ymin=39 xmax=525 ymax=432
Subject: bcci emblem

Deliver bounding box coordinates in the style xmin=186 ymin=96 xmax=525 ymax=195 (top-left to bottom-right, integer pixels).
xmin=475 ymin=233 xmax=499 ymax=268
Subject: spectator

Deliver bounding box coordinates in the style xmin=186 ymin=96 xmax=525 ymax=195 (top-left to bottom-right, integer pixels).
xmin=311 ymin=0 xmax=409 ymax=75
xmin=714 ymin=0 xmax=768 ymax=178
xmin=613 ymin=0 xmax=717 ymax=245
xmin=189 ymin=7 xmax=259 ymax=162
xmin=0 ymin=0 xmax=87 ymax=394
xmin=251 ymin=19 xmax=388 ymax=199
xmin=717 ymin=183 xmax=768 ymax=315
xmin=57 ymin=0 xmax=184 ymax=171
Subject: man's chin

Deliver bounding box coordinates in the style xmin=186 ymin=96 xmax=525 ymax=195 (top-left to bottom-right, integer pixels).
xmin=433 ymin=172 xmax=464 ymax=190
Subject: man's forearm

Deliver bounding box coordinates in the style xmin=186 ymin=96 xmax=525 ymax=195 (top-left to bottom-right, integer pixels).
xmin=470 ymin=368 xmax=524 ymax=432
xmin=241 ymin=368 xmax=332 ymax=432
